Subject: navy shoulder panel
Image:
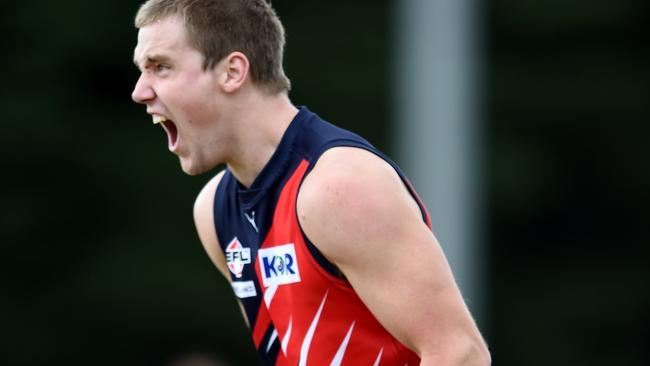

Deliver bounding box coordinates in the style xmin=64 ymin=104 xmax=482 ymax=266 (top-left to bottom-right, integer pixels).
xmin=213 ymin=170 xmax=239 ymax=250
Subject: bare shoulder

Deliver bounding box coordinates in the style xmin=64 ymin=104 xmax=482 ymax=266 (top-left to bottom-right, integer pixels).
xmin=297 ymin=148 xmax=490 ymax=362
xmin=194 ymin=170 xmax=226 ymax=217
xmin=193 ymin=170 xmax=228 ymax=277
xmin=296 ymin=147 xmax=423 ymax=264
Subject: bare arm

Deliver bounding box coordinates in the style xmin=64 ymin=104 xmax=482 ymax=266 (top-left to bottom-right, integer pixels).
xmin=297 ymin=147 xmax=490 ymax=366
xmin=193 ymin=170 xmax=250 ymax=326
xmin=194 ymin=170 xmax=228 ymax=276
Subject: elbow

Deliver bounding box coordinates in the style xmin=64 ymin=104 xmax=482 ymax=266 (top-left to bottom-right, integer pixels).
xmin=459 ymin=337 xmax=491 ymax=366
xmin=473 ymin=341 xmax=491 ymax=366
xmin=421 ymin=336 xmax=491 ymax=366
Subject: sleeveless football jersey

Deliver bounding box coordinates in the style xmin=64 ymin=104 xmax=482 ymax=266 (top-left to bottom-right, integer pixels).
xmin=213 ymin=107 xmax=431 ymax=365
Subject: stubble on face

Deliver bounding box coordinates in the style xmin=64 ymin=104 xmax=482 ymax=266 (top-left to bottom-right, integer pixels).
xmin=134 ymin=16 xmax=229 ymax=176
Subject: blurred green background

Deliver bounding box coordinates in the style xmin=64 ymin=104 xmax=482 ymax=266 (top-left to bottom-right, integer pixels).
xmin=1 ymin=0 xmax=648 ymax=365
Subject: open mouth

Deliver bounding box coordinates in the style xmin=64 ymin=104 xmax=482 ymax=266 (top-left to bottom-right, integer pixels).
xmin=153 ymin=115 xmax=179 ymax=151
xmin=161 ymin=120 xmax=178 ymax=150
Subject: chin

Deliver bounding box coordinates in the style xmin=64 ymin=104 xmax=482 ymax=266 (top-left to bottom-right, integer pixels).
xmin=181 ymin=164 xmax=206 ymax=176
xmin=180 ymin=157 xmax=212 ymax=176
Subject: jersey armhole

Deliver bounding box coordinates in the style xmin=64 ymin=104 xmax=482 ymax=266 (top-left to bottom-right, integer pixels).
xmin=294 ymin=140 xmax=432 ymax=282
xmin=212 ymin=170 xmax=232 ymax=250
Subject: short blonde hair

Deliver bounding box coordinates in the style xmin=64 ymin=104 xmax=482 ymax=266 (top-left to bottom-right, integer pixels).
xmin=135 ymin=0 xmax=291 ymax=93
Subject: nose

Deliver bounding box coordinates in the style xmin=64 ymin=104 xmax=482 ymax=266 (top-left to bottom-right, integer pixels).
xmin=131 ymin=74 xmax=155 ymax=104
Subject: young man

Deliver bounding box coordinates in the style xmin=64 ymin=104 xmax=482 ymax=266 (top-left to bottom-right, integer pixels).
xmin=131 ymin=1 xmax=490 ymax=365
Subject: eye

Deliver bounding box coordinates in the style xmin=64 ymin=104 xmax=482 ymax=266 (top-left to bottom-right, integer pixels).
xmin=155 ymin=64 xmax=170 ymax=73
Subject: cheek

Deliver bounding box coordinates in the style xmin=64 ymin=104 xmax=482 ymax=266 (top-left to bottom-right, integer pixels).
xmin=179 ymin=100 xmax=216 ymax=129
xmin=183 ymin=94 xmax=218 ymax=125
xmin=173 ymin=75 xmax=218 ymax=126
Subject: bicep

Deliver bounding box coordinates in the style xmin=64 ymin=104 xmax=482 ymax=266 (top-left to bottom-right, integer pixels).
xmin=298 ymin=148 xmax=482 ymax=357
xmin=340 ymin=222 xmax=471 ymax=354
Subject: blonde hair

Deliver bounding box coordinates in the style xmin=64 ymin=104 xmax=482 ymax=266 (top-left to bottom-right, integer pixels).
xmin=135 ymin=0 xmax=291 ymax=93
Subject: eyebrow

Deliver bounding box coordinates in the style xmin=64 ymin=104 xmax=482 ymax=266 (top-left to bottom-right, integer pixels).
xmin=133 ymin=54 xmax=172 ymax=69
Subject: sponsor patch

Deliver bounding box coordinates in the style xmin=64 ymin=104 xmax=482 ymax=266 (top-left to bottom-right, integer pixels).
xmin=225 ymin=237 xmax=251 ymax=278
xmin=258 ymin=243 xmax=301 ymax=287
xmin=232 ymin=280 xmax=257 ymax=299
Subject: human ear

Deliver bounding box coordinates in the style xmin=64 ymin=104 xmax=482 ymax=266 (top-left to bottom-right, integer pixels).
xmin=220 ymin=51 xmax=249 ymax=93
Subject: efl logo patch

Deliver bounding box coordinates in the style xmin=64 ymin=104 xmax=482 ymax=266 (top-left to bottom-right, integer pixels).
xmin=226 ymin=237 xmax=251 ymax=279
xmin=258 ymin=243 xmax=301 ymax=287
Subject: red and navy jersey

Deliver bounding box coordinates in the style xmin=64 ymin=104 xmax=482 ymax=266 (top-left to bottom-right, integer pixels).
xmin=213 ymin=107 xmax=431 ymax=365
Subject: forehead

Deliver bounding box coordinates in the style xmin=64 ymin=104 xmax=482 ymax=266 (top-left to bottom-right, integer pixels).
xmin=133 ymin=16 xmax=192 ymax=64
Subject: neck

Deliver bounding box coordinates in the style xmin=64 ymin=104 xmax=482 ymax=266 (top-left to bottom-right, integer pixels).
xmin=225 ymin=92 xmax=299 ymax=188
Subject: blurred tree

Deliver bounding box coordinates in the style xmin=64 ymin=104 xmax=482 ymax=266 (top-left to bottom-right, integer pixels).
xmin=488 ymin=0 xmax=650 ymax=365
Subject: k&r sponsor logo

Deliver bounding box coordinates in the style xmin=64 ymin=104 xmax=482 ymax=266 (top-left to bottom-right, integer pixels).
xmin=258 ymin=243 xmax=301 ymax=287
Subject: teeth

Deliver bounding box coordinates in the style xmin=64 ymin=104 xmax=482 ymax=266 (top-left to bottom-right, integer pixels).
xmin=152 ymin=115 xmax=168 ymax=124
